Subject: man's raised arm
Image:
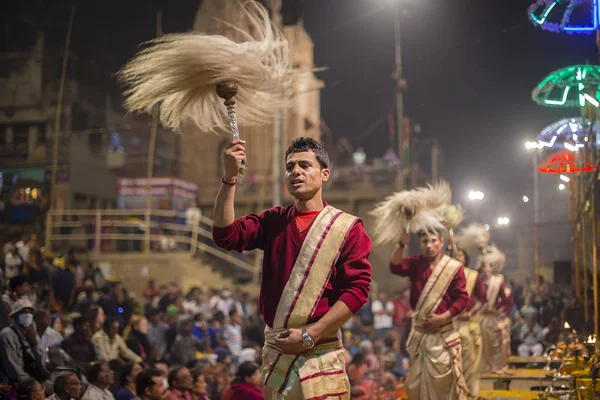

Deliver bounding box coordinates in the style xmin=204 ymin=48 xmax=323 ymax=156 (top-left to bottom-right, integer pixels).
xmin=213 ymin=139 xmax=246 ymax=228
xmin=390 ymin=230 xmax=412 ymax=276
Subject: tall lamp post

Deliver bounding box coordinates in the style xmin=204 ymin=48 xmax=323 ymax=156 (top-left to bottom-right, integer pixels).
xmin=525 ymin=141 xmax=541 ymax=286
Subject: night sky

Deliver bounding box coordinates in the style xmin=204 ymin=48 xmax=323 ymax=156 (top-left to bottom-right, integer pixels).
xmin=4 ymin=0 xmax=598 ymax=230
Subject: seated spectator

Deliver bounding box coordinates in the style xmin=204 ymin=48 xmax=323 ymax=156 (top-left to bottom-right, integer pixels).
xmin=82 ymin=361 xmax=115 ymax=400
xmin=164 ymin=367 xmax=193 ymax=400
xmin=222 ymin=310 xmax=242 ymax=359
xmin=171 ymin=317 xmax=207 ymax=367
xmin=34 ymin=309 xmax=62 ymax=349
xmin=46 ymin=372 xmax=82 ymax=400
xmin=14 ymin=378 xmax=44 ymax=400
xmin=384 ymin=337 xmax=408 ymax=378
xmin=191 ymin=313 xmax=216 ymax=349
xmin=542 ymin=316 xmax=561 ymax=348
xmin=0 ymin=275 xmax=32 ymax=330
xmin=135 ymin=368 xmax=166 ymax=400
xmin=191 ymin=370 xmax=210 ymax=400
xmin=61 ymin=316 xmax=96 ymax=366
xmin=124 ymin=316 xmax=152 ymax=363
xmin=85 ymin=305 xmax=106 ymax=334
xmin=520 ymin=292 xmax=538 ymax=320
xmin=0 ymin=298 xmax=50 ymax=386
xmin=91 ymin=317 xmax=143 ymax=365
xmin=228 ymin=362 xmax=263 ymax=400
xmin=146 ymin=309 xmax=167 ymax=361
xmin=115 ymin=363 xmax=142 ymax=400
xmin=75 ymin=280 xmax=100 ymax=312
xmin=518 ymin=316 xmax=544 ymax=357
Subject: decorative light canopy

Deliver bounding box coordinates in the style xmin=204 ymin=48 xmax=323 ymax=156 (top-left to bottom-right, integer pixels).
xmin=533 ymin=117 xmax=594 ymax=151
xmin=532 ymin=65 xmax=600 ymax=108
xmin=537 ymin=150 xmax=597 ymax=173
xmin=528 ymin=0 xmax=600 ymax=34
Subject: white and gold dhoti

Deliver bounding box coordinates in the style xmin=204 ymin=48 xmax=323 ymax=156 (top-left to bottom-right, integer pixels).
xmin=480 ymin=275 xmax=510 ymax=373
xmin=405 ymin=255 xmax=469 ymax=400
xmin=259 ymin=206 xmax=358 ymax=400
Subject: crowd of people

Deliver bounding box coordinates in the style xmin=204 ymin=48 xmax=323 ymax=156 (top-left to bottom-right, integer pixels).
xmin=0 ymin=230 xmax=583 ymax=400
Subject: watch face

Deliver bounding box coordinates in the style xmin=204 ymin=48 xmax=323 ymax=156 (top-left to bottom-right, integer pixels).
xmin=303 ymin=338 xmax=314 ymax=348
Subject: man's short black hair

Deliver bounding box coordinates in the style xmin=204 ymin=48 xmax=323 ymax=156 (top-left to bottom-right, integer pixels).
xmin=136 ymin=368 xmax=163 ymax=396
xmin=456 ymin=247 xmax=470 ymax=268
xmin=285 ymin=137 xmax=330 ymax=169
xmin=9 ymin=275 xmax=28 ymax=292
xmin=87 ymin=361 xmax=107 ymax=384
xmin=53 ymin=372 xmax=75 ymax=396
xmin=103 ymin=316 xmax=118 ymax=331
xmin=167 ymin=366 xmax=186 ymax=388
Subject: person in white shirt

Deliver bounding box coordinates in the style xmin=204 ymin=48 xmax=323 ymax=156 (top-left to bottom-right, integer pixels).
xmin=34 ymin=309 xmax=63 ymax=349
xmin=518 ymin=316 xmax=544 ymax=357
xmin=15 ymin=235 xmax=31 ymax=263
xmin=185 ymin=201 xmax=202 ymax=226
xmin=223 ymin=309 xmax=243 ymax=357
xmin=4 ymin=246 xmax=23 ymax=281
xmin=215 ymin=290 xmax=235 ymax=319
xmin=371 ymin=290 xmax=394 ymax=338
xmin=82 ymin=361 xmax=115 ymax=400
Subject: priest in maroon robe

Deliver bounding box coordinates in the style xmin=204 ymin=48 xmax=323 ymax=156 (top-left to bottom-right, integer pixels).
xmin=213 ymin=137 xmax=371 ymax=400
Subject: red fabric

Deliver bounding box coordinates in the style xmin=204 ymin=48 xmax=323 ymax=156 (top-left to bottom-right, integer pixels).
xmin=466 ymin=274 xmax=487 ymax=312
xmin=230 ymin=383 xmax=265 ymax=400
xmin=295 ymin=210 xmax=320 ymax=233
xmin=213 ymin=203 xmax=372 ymax=328
xmin=389 ymin=255 xmax=469 ymax=317
xmin=391 ymin=299 xmax=411 ymax=327
xmin=163 ymin=388 xmax=193 ymax=400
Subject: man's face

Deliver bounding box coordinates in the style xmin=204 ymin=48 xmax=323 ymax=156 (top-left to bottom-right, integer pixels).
xmin=175 ymin=368 xmax=193 ymax=391
xmin=454 ymin=250 xmax=466 ymax=265
xmin=285 ymin=151 xmax=329 ymax=200
xmin=65 ymin=373 xmax=83 ymax=398
xmin=481 ymin=262 xmax=492 ymax=279
xmin=146 ymin=376 xmax=166 ymax=400
xmin=419 ymin=233 xmax=443 ymax=260
xmin=99 ymin=363 xmax=114 ymax=386
xmin=16 ymin=282 xmax=31 ymax=298
xmin=108 ymin=321 xmax=119 ymax=338
xmin=79 ymin=321 xmax=92 ymax=338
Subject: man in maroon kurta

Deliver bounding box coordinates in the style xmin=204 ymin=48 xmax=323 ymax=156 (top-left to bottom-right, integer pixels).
xmin=390 ymin=229 xmax=469 ymax=399
xmin=213 ymin=137 xmax=371 ymax=399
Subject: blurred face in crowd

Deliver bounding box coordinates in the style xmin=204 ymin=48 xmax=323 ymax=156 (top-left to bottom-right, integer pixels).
xmin=106 ymin=321 xmax=120 ymax=338
xmin=65 ymin=373 xmax=83 ymax=398
xmin=230 ymin=311 xmax=242 ymax=325
xmin=481 ymin=262 xmax=493 ymax=280
xmin=174 ymin=368 xmax=193 ymax=391
xmin=78 ymin=320 xmax=92 ymax=339
xmin=30 ymin=380 xmax=45 ymax=400
xmin=96 ymin=307 xmax=106 ymax=327
xmin=145 ymin=376 xmax=166 ymax=400
xmin=99 ymin=363 xmax=114 ymax=387
xmin=192 ymin=374 xmax=208 ymax=396
xmin=419 ymin=232 xmax=443 ymax=261
xmin=136 ymin=317 xmax=149 ymax=335
xmin=128 ymin=364 xmax=143 ymax=386
xmin=453 ymin=249 xmax=466 ymax=265
xmin=15 ymin=282 xmax=32 ymax=298
xmin=245 ymin=369 xmax=261 ymax=387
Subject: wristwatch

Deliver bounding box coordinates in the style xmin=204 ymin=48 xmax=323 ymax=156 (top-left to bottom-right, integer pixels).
xmin=301 ymin=329 xmax=315 ymax=349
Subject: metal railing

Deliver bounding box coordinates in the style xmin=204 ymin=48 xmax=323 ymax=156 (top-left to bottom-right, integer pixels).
xmin=45 ymin=208 xmax=257 ymax=274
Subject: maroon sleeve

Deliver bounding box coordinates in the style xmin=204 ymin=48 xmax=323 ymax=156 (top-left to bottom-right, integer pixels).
xmin=447 ymin=267 xmax=469 ymax=317
xmin=474 ymin=275 xmax=487 ymax=304
xmin=389 ymin=255 xmax=417 ymax=277
xmin=212 ymin=207 xmax=281 ymax=252
xmin=335 ymin=221 xmax=372 ymax=313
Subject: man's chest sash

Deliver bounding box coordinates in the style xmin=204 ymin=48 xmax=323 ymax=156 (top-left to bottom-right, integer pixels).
xmin=272 ymin=205 xmax=358 ymax=329
xmin=486 ymin=275 xmax=504 ymax=310
xmin=464 ymin=268 xmax=478 ymax=298
xmin=414 ymin=255 xmax=462 ymax=322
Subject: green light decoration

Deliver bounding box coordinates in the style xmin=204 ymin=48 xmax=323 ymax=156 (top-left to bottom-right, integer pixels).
xmin=532 ymin=65 xmax=600 ymax=108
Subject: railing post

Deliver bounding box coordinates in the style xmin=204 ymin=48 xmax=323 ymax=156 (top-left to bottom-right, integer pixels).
xmin=144 ymin=209 xmax=151 ymax=253
xmin=45 ymin=212 xmax=52 ymax=252
xmin=94 ymin=210 xmax=101 ymax=254
xmin=190 ymin=221 xmax=199 ymax=255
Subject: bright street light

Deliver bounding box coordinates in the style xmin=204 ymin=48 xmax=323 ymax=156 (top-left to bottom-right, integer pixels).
xmin=525 ymin=141 xmax=541 ymax=150
xmin=468 ymin=190 xmax=485 ymax=201
xmin=497 ymin=217 xmax=510 ymax=226
xmin=523 ymin=195 xmax=529 ymax=203
xmin=559 ymin=183 xmax=566 ymax=191
xmin=559 ymin=175 xmax=570 ymax=183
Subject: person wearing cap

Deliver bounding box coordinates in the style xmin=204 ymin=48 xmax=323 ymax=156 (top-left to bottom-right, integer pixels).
xmin=0 ymin=298 xmax=50 ymax=387
xmin=0 ymin=275 xmax=32 ymax=330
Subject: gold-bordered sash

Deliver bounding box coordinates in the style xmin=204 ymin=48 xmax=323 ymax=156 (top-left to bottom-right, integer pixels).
xmin=407 ymin=255 xmax=462 ymax=356
xmin=414 ymin=255 xmax=462 ymax=321
xmin=272 ymin=205 xmax=358 ymax=329
xmin=486 ymin=275 xmax=504 ymax=311
xmin=464 ymin=268 xmax=479 ymax=298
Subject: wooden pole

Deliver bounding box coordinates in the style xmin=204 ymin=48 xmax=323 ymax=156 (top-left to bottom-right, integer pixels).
xmin=49 ymin=6 xmax=75 ymax=213
xmin=144 ymin=10 xmax=162 ymax=253
xmin=574 ymin=178 xmax=581 ymax=299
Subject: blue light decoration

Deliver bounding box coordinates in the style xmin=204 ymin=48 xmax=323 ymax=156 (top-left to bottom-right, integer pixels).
xmin=118 ymin=307 xmax=124 ymax=313
xmin=534 ymin=117 xmax=596 ymax=151
xmin=528 ymin=0 xmax=600 ymax=34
